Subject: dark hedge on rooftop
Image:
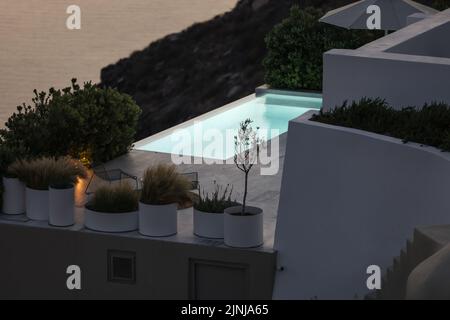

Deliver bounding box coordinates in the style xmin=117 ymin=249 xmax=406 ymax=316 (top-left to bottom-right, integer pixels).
xmin=311 ymin=98 xmax=450 ymax=152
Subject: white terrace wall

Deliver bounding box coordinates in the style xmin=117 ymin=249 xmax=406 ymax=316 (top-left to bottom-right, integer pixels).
xmin=386 ymin=21 xmax=450 ymax=58
xmin=322 ymin=10 xmax=450 ymax=111
xmin=273 ymin=111 xmax=450 ymax=299
xmin=322 ymin=49 xmax=450 ymax=111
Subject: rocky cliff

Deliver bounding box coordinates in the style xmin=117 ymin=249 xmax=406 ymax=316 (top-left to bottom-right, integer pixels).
xmin=100 ymin=0 xmax=438 ymax=140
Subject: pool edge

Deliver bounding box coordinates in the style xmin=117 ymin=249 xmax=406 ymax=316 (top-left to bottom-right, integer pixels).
xmin=133 ymin=93 xmax=256 ymax=149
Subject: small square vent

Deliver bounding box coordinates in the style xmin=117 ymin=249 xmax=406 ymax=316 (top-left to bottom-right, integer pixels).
xmin=108 ymin=250 xmax=136 ymax=284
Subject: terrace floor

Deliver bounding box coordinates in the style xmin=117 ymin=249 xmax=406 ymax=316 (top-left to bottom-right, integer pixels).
xmin=0 ymin=133 xmax=288 ymax=252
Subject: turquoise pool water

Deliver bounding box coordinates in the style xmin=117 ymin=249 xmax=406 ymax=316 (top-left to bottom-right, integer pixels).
xmin=135 ymin=93 xmax=322 ymax=160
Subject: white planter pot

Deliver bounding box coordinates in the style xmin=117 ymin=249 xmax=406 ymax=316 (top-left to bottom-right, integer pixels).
xmin=224 ymin=206 xmax=263 ymax=248
xmin=49 ymin=186 xmax=74 ymax=227
xmin=193 ymin=209 xmax=224 ymax=239
xmin=139 ymin=202 xmax=177 ymax=237
xmin=85 ymin=208 xmax=138 ymax=233
xmin=2 ymin=176 xmax=25 ymax=215
xmin=26 ymin=187 xmax=49 ymax=221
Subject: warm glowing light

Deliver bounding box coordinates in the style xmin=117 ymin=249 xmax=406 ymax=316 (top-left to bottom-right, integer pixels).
xmin=78 ymin=149 xmax=92 ymax=167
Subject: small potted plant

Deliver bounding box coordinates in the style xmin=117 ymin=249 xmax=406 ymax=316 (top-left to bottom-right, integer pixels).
xmin=49 ymin=157 xmax=87 ymax=227
xmin=13 ymin=157 xmax=54 ymax=221
xmin=85 ymin=183 xmax=139 ymax=233
xmin=139 ymin=163 xmax=191 ymax=237
xmin=224 ymin=119 xmax=264 ymax=248
xmin=0 ymin=146 xmax=25 ymax=215
xmin=193 ymin=183 xmax=237 ymax=239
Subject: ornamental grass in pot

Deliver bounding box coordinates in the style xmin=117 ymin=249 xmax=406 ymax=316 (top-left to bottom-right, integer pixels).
xmin=85 ymin=183 xmax=139 ymax=233
xmin=13 ymin=157 xmax=86 ymax=222
xmin=225 ymin=119 xmax=264 ymax=248
xmin=48 ymin=157 xmax=87 ymax=227
xmin=2 ymin=160 xmax=26 ymax=215
xmin=0 ymin=145 xmax=27 ymax=215
xmin=193 ymin=183 xmax=237 ymax=239
xmin=13 ymin=157 xmax=55 ymax=221
xmin=139 ymin=163 xmax=191 ymax=237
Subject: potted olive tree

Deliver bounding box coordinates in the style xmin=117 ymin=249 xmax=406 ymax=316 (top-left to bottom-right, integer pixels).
xmin=224 ymin=119 xmax=264 ymax=248
xmin=193 ymin=183 xmax=237 ymax=239
xmin=49 ymin=157 xmax=87 ymax=227
xmin=13 ymin=157 xmax=54 ymax=221
xmin=85 ymin=183 xmax=139 ymax=233
xmin=139 ymin=164 xmax=191 ymax=237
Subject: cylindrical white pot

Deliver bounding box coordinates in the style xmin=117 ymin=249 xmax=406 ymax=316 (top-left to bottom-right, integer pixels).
xmin=224 ymin=206 xmax=263 ymax=248
xmin=193 ymin=209 xmax=224 ymax=239
xmin=26 ymin=187 xmax=49 ymax=221
xmin=139 ymin=202 xmax=177 ymax=237
xmin=2 ymin=176 xmax=25 ymax=215
xmin=49 ymin=186 xmax=74 ymax=227
xmin=85 ymin=208 xmax=138 ymax=233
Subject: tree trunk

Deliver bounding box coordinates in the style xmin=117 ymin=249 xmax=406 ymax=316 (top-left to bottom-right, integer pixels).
xmin=242 ymin=171 xmax=249 ymax=215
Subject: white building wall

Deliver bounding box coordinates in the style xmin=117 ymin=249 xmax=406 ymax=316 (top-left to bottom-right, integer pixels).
xmin=273 ymin=112 xmax=450 ymax=299
xmin=322 ymin=10 xmax=450 ymax=111
xmin=322 ymin=49 xmax=450 ymax=110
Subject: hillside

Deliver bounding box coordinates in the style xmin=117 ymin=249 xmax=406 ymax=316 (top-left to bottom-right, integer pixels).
xmin=100 ymin=0 xmax=439 ymax=140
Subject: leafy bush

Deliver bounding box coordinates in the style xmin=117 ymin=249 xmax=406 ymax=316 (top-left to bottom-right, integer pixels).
xmin=433 ymin=0 xmax=450 ymax=10
xmin=0 ymin=144 xmax=27 ymax=178
xmin=194 ymin=183 xmax=237 ymax=213
xmin=0 ymin=79 xmax=141 ymax=164
xmin=312 ymin=98 xmax=450 ymax=151
xmin=312 ymin=98 xmax=396 ymax=134
xmin=140 ymin=163 xmax=191 ymax=205
xmin=263 ymin=6 xmax=381 ymax=91
xmin=11 ymin=157 xmax=87 ymax=190
xmin=86 ymin=183 xmax=139 ymax=213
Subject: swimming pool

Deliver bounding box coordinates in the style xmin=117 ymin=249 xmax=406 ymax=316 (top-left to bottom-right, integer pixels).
xmin=134 ymin=92 xmax=322 ymax=160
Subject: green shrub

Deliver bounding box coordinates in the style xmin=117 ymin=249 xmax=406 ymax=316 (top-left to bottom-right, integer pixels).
xmin=0 ymin=144 xmax=27 ymax=177
xmin=312 ymin=98 xmax=450 ymax=152
xmin=433 ymin=0 xmax=450 ymax=10
xmin=263 ymin=6 xmax=381 ymax=91
xmin=312 ymin=98 xmax=396 ymax=134
xmin=86 ymin=183 xmax=139 ymax=213
xmin=400 ymin=103 xmax=450 ymax=150
xmin=140 ymin=163 xmax=191 ymax=205
xmin=0 ymin=79 xmax=141 ymax=164
xmin=194 ymin=183 xmax=237 ymax=213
